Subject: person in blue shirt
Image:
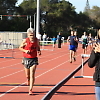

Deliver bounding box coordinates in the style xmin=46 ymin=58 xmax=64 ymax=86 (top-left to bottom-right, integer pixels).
xmin=67 ymin=31 xmax=78 ymax=63
xmin=52 ymin=36 xmax=57 ymax=48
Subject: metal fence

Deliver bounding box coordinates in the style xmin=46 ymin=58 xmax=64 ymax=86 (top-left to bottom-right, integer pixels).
xmin=0 ymin=32 xmax=27 ymax=49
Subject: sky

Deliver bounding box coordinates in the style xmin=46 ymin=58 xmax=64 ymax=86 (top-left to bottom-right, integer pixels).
xmin=17 ymin=0 xmax=100 ymax=13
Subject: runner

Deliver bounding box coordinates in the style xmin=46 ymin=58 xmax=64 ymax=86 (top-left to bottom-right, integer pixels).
xmin=19 ymin=28 xmax=41 ymax=95
xmin=88 ymin=33 xmax=94 ymax=51
xmin=74 ymin=31 xmax=79 ymax=54
xmin=81 ymin=32 xmax=88 ymax=54
xmin=67 ymin=31 xmax=78 ymax=63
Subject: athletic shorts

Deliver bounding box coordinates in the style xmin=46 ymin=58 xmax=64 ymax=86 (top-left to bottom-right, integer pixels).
xmin=69 ymin=45 xmax=76 ymax=52
xmin=82 ymin=44 xmax=88 ymax=49
xmin=22 ymin=57 xmax=38 ymax=69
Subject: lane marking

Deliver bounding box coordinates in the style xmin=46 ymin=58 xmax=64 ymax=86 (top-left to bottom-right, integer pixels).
xmin=0 ymin=50 xmax=67 ymax=69
xmin=0 ymin=53 xmax=82 ymax=97
xmin=0 ymin=53 xmax=69 ymax=79
xmin=0 ymin=46 xmax=87 ymax=97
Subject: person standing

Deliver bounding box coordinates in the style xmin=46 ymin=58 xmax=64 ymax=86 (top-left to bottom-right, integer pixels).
xmin=88 ymin=29 xmax=100 ymax=100
xmin=36 ymin=32 xmax=42 ymax=41
xmin=67 ymin=31 xmax=78 ymax=63
xmin=19 ymin=28 xmax=41 ymax=95
xmin=57 ymin=32 xmax=62 ymax=48
xmin=81 ymin=32 xmax=88 ymax=54
xmin=42 ymin=33 xmax=47 ymax=41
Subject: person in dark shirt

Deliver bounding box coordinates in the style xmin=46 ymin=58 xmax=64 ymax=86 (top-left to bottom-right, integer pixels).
xmin=67 ymin=31 xmax=78 ymax=63
xmin=88 ymin=33 xmax=94 ymax=51
xmin=74 ymin=31 xmax=79 ymax=51
xmin=57 ymin=32 xmax=62 ymax=48
xmin=88 ymin=29 xmax=100 ymax=100
xmin=81 ymin=32 xmax=88 ymax=54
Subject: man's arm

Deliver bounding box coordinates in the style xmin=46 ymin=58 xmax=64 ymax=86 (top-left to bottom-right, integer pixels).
xmin=19 ymin=39 xmax=30 ymax=54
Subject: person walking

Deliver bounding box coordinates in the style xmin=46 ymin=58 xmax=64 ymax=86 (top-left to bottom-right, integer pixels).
xmin=19 ymin=28 xmax=41 ymax=95
xmin=52 ymin=36 xmax=57 ymax=48
xmin=57 ymin=32 xmax=62 ymax=48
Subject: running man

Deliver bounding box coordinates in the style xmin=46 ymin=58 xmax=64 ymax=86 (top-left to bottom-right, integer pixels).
xmin=74 ymin=31 xmax=79 ymax=52
xmin=88 ymin=33 xmax=94 ymax=51
xmin=81 ymin=32 xmax=88 ymax=54
xmin=19 ymin=28 xmax=41 ymax=95
xmin=67 ymin=31 xmax=78 ymax=63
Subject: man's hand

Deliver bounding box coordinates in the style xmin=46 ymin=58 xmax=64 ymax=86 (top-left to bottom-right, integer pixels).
xmin=94 ymin=44 xmax=100 ymax=53
xmin=25 ymin=50 xmax=30 ymax=54
xmin=38 ymin=51 xmax=41 ymax=56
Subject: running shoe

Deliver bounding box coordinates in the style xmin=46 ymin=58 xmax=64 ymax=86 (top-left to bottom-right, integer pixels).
xmin=70 ymin=61 xmax=72 ymax=63
xmin=29 ymin=90 xmax=33 ymax=95
xmin=73 ymin=57 xmax=76 ymax=61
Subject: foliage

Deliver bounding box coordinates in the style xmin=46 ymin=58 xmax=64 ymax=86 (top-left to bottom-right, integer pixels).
xmin=0 ymin=0 xmax=100 ymax=37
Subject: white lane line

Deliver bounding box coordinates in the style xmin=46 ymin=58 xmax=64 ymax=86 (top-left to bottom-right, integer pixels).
xmin=0 ymin=60 xmax=69 ymax=97
xmin=0 ymin=47 xmax=83 ymax=97
xmin=0 ymin=63 xmax=21 ymax=69
xmin=0 ymin=50 xmax=67 ymax=69
xmin=0 ymin=70 xmax=24 ymax=79
xmin=0 ymin=53 xmax=82 ymax=97
xmin=36 ymin=60 xmax=69 ymax=79
xmin=0 ymin=53 xmax=68 ymax=79
xmin=0 ymin=82 xmax=26 ymax=97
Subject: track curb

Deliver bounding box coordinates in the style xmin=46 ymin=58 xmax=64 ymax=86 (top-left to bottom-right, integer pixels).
xmin=41 ymin=59 xmax=89 ymax=100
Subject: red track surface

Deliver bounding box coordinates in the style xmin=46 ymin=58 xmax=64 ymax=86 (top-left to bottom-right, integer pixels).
xmin=0 ymin=43 xmax=95 ymax=100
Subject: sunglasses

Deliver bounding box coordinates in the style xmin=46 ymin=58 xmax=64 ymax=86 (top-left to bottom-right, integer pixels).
xmin=29 ymin=35 xmax=34 ymax=36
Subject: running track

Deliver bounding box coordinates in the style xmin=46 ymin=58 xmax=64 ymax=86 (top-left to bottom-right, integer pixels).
xmin=0 ymin=43 xmax=95 ymax=100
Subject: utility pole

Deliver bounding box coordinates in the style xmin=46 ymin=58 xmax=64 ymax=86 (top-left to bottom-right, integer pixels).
xmin=34 ymin=14 xmax=36 ymax=31
xmin=30 ymin=16 xmax=32 ymax=28
xmin=36 ymin=0 xmax=40 ymax=36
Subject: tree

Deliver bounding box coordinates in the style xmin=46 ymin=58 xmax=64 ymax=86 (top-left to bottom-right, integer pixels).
xmin=88 ymin=6 xmax=100 ymax=27
xmin=40 ymin=0 xmax=77 ymax=36
xmin=0 ymin=0 xmax=17 ymax=15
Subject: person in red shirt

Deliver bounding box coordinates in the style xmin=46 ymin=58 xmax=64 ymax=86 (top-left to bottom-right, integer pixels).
xmin=19 ymin=28 xmax=41 ymax=95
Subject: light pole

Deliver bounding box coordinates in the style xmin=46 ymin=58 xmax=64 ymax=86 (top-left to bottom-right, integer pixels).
xmin=30 ymin=16 xmax=32 ymax=28
xmin=34 ymin=14 xmax=36 ymax=30
xmin=36 ymin=0 xmax=40 ymax=36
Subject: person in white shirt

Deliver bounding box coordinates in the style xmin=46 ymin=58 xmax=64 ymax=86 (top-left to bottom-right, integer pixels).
xmin=42 ymin=33 xmax=47 ymax=41
xmin=36 ymin=32 xmax=41 ymax=41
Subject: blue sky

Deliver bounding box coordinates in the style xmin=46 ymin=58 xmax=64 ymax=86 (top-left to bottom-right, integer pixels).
xmin=17 ymin=0 xmax=100 ymax=13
